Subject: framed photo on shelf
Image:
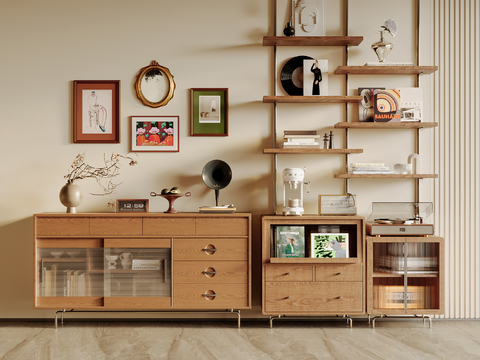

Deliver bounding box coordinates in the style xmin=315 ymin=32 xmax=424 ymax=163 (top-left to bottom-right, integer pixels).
xmin=310 ymin=233 xmax=349 ymax=258
xmin=73 ymin=80 xmax=120 ymax=143
xmin=131 ymin=116 xmax=179 ymax=152
xmin=190 ymin=88 xmax=228 ymax=136
xmin=275 ymin=226 xmax=305 ymax=258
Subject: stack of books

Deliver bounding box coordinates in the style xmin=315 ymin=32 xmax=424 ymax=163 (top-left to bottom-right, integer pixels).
xmin=350 ymin=163 xmax=394 ymax=174
xmin=283 ymin=130 xmax=319 ymax=149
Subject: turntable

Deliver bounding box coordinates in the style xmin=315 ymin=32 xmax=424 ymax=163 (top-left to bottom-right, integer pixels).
xmin=366 ymin=202 xmax=434 ymax=236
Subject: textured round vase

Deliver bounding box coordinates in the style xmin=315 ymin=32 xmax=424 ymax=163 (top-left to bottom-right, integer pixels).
xmin=59 ymin=181 xmax=83 ymax=213
xmin=371 ymin=32 xmax=393 ymax=62
xmin=283 ymin=23 xmax=295 ymax=36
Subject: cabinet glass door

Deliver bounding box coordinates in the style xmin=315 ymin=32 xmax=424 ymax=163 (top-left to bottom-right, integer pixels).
xmin=372 ymin=241 xmax=440 ymax=311
xmin=372 ymin=242 xmax=405 ymax=310
xmin=36 ymin=247 xmax=104 ymax=297
xmin=104 ymin=248 xmax=171 ymax=297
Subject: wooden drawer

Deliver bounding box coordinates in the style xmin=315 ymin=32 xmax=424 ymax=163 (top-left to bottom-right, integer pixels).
xmin=174 ymin=284 xmax=249 ymax=308
xmin=195 ymin=217 xmax=249 ymax=236
xmin=315 ymin=264 xmax=363 ymax=282
xmin=90 ymin=218 xmax=142 ymax=236
xmin=265 ymin=282 xmax=363 ymax=313
xmin=174 ymin=239 xmax=248 ymax=261
xmin=174 ymin=261 xmax=248 ymax=284
xmin=36 ymin=217 xmax=89 ymax=236
xmin=265 ymin=265 xmax=313 ymax=282
xmin=143 ymin=218 xmax=195 ymax=236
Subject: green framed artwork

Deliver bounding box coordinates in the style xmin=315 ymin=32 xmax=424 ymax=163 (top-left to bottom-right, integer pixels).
xmin=190 ymin=88 xmax=228 ymax=136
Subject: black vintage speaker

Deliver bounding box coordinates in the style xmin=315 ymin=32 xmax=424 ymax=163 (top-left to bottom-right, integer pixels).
xmin=202 ymin=160 xmax=232 ymax=206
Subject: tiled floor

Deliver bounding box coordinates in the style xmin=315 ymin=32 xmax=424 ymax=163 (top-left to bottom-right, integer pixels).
xmin=0 ymin=319 xmax=479 ymax=359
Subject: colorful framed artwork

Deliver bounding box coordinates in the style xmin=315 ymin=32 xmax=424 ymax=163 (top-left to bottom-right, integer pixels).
xmin=190 ymin=88 xmax=228 ymax=136
xmin=131 ymin=116 xmax=179 ymax=152
xmin=73 ymin=80 xmax=120 ymax=143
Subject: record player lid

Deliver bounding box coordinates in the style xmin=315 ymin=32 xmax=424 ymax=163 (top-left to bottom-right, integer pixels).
xmin=366 ymin=202 xmax=433 ymax=223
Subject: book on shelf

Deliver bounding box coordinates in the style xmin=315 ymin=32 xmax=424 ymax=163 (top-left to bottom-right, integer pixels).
xmin=275 ymin=226 xmax=305 ymax=258
xmin=374 ymin=89 xmax=401 ymax=122
xmin=45 ymin=270 xmax=52 ymax=296
xmin=284 ymin=135 xmax=320 ymax=143
xmin=198 ymin=206 xmax=236 ymax=214
xmin=351 ymin=170 xmax=395 ymax=174
xmin=364 ymin=62 xmax=413 ymax=66
xmin=351 ymin=162 xmax=385 ymax=167
xmin=358 ymin=87 xmax=385 ymax=122
xmin=350 ymin=166 xmax=389 ymax=171
xmin=396 ymin=87 xmax=423 ymax=122
xmin=132 ymin=259 xmax=162 ymax=270
xmin=374 ymin=285 xmax=431 ymax=310
xmin=284 ymin=130 xmax=317 ymax=136
xmin=303 ymin=59 xmax=328 ymax=96
xmin=51 ymin=264 xmax=57 ymax=297
xmin=310 ymin=233 xmax=349 ymax=258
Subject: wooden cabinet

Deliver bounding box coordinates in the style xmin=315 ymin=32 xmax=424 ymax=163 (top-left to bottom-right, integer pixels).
xmin=262 ymin=215 xmax=365 ymax=320
xmin=366 ymin=236 xmax=444 ymax=318
xmin=33 ymin=213 xmax=251 ymax=315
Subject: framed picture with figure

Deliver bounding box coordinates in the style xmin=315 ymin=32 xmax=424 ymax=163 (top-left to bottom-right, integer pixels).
xmin=73 ymin=80 xmax=120 ymax=143
xmin=131 ymin=116 xmax=179 ymax=152
xmin=190 ymin=88 xmax=228 ymax=136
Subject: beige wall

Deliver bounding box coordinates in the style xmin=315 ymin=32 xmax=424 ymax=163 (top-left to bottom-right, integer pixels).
xmin=0 ymin=0 xmax=439 ymax=319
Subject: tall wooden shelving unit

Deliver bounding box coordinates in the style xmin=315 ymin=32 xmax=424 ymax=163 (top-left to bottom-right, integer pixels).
xmin=261 ymin=0 xmax=444 ymax=328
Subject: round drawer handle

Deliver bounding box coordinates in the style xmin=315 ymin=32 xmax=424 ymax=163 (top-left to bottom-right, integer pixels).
xmin=286 ymin=296 xmax=291 ymax=300
xmin=202 ymin=248 xmax=218 ymax=254
xmin=338 ymin=296 xmax=343 ymax=300
xmin=285 ymin=272 xmax=291 ymax=276
xmin=337 ymin=272 xmax=342 ymax=275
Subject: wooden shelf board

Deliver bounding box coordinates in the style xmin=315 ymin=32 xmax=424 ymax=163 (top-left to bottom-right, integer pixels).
xmin=335 ymin=174 xmax=438 ymax=179
xmin=270 ymin=258 xmax=359 ymax=264
xmin=334 ymin=122 xmax=438 ymax=129
xmin=263 ymin=95 xmax=362 ymax=103
xmin=334 ymin=66 xmax=438 ymax=75
xmin=41 ymin=258 xmax=86 ymax=263
xmin=264 ymin=148 xmax=363 ymax=154
xmin=262 ymin=36 xmax=363 ymax=47
xmin=372 ymin=272 xmax=404 ymax=278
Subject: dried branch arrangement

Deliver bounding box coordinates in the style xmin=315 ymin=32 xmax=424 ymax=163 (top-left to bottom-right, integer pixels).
xmin=65 ymin=152 xmax=138 ymax=196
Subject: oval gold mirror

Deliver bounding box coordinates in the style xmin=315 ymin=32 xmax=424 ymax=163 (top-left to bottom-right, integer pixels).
xmin=135 ymin=60 xmax=176 ymax=108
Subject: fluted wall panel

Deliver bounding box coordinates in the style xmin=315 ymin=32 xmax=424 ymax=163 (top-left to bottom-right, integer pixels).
xmin=433 ymin=0 xmax=480 ymax=318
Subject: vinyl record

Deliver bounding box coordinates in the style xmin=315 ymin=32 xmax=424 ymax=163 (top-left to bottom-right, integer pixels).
xmin=280 ymin=55 xmax=314 ymax=95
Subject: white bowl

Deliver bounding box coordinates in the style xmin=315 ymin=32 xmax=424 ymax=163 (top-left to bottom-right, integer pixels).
xmin=50 ymin=251 xmax=64 ymax=258
xmin=67 ymin=251 xmax=80 ymax=258
xmin=394 ymin=163 xmax=412 ymax=174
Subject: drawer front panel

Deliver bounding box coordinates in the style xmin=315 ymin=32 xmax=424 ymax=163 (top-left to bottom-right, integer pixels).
xmin=90 ymin=218 xmax=142 ymax=236
xmin=174 ymin=284 xmax=248 ymax=308
xmin=174 ymin=239 xmax=248 ymax=261
xmin=143 ymin=218 xmax=195 ymax=236
xmin=315 ymin=264 xmax=363 ymax=282
xmin=36 ymin=218 xmax=89 ymax=236
xmin=174 ymin=261 xmax=248 ymax=284
xmin=195 ymin=218 xmax=249 ymax=236
xmin=265 ymin=265 xmax=313 ymax=282
xmin=265 ymin=282 xmax=363 ymax=313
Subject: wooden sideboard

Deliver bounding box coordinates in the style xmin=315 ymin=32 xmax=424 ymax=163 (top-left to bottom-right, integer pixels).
xmin=34 ymin=213 xmax=251 ymax=323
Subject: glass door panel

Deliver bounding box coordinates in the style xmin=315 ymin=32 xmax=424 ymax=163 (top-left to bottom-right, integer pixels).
xmin=36 ymin=247 xmax=104 ymax=297
xmin=104 ymin=248 xmax=171 ymax=297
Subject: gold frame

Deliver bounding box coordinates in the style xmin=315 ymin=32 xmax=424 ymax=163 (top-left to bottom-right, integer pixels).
xmin=134 ymin=60 xmax=175 ymax=108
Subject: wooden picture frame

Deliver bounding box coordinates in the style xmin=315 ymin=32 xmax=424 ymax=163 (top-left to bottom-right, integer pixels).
xmin=131 ymin=116 xmax=179 ymax=152
xmin=190 ymin=88 xmax=228 ymax=136
xmin=73 ymin=80 xmax=120 ymax=143
xmin=134 ymin=60 xmax=176 ymax=108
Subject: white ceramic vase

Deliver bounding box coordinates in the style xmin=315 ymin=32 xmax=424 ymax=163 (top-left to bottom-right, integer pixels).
xmin=59 ymin=180 xmax=83 ymax=213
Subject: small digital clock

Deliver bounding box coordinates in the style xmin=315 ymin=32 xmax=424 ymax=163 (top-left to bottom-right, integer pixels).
xmin=116 ymin=199 xmax=149 ymax=213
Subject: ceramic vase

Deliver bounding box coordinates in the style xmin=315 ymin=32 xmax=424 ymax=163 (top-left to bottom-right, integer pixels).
xmin=283 ymin=23 xmax=295 ymax=36
xmin=371 ymin=31 xmax=393 ymax=62
xmin=59 ymin=180 xmax=83 ymax=213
